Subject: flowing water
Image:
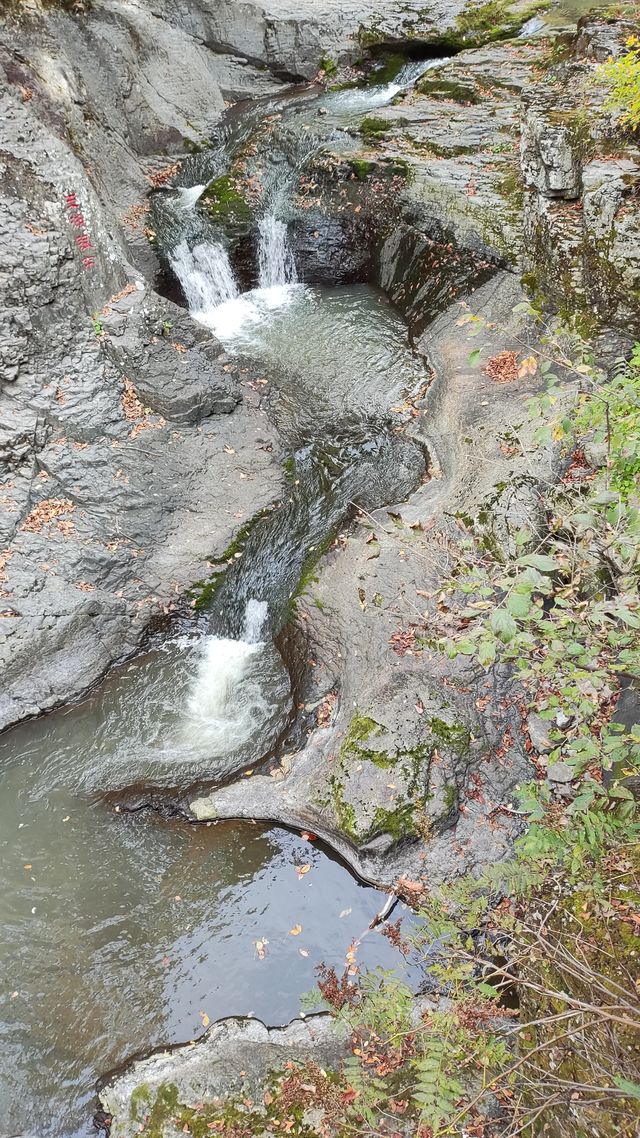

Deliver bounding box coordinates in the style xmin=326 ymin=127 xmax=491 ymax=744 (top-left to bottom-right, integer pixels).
xmin=0 ymin=61 xmax=440 ymax=1137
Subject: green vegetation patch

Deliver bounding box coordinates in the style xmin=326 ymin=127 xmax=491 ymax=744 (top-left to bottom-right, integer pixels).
xmin=202 ymin=175 xmax=252 ymax=231
xmin=360 ymin=115 xmax=392 ymax=141
xmin=600 ymin=33 xmax=640 ymax=132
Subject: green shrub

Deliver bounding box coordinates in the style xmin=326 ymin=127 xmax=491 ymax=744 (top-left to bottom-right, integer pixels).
xmin=601 ymin=36 xmax=640 ymax=131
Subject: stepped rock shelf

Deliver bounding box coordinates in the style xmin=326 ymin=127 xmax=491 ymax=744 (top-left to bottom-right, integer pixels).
xmin=0 ymin=0 xmax=638 ymax=1136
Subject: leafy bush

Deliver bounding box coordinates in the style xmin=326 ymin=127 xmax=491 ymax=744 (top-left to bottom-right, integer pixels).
xmin=601 ymin=36 xmax=640 ymax=131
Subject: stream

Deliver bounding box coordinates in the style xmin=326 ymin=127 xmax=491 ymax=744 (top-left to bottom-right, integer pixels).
xmin=0 ymin=60 xmax=438 ymax=1138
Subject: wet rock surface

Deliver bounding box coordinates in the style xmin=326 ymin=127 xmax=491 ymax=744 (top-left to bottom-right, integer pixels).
xmin=1 ymin=1 xmax=639 ymax=1130
xmin=100 ymin=1014 xmax=349 ymax=1138
xmin=190 ymin=272 xmax=565 ymax=887
xmin=0 ymin=3 xmax=286 ymax=729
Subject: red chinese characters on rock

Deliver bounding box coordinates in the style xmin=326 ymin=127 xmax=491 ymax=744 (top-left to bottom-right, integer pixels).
xmin=64 ymin=191 xmax=96 ymax=270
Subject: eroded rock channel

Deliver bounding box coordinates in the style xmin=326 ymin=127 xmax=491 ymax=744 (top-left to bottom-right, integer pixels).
xmin=1 ymin=0 xmax=638 ymax=1135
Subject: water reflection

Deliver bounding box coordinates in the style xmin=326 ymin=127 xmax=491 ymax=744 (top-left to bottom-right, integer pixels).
xmin=0 ymin=797 xmax=419 ymax=1138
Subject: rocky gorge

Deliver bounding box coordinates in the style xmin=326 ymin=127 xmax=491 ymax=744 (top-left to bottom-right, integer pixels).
xmin=0 ymin=0 xmax=639 ymax=1135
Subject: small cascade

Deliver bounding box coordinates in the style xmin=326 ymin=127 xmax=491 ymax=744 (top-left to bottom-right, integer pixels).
xmin=185 ymin=599 xmax=270 ymax=743
xmin=321 ymin=55 xmax=449 ymax=113
xmin=243 ymin=598 xmax=268 ymax=643
xmin=176 ymin=183 xmax=206 ymax=209
xmin=187 ymin=636 xmax=257 ymax=726
xmin=258 ymin=215 xmax=298 ymax=289
xmin=171 ymin=239 xmax=239 ymax=313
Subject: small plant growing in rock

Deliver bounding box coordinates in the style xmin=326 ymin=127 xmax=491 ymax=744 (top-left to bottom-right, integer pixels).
xmin=319 ymin=55 xmax=338 ymax=78
xmin=601 ymin=35 xmax=640 ymax=131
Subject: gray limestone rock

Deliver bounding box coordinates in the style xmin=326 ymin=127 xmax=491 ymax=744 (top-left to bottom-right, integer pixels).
xmin=547 ymin=761 xmax=574 ymax=783
xmin=99 ymin=1015 xmax=349 ymax=1138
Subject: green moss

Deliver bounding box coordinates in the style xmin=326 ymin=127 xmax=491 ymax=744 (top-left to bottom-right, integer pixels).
xmin=130 ymin=1083 xmax=179 ymax=1136
xmin=329 ymin=774 xmax=359 ymax=840
xmin=387 ymin=156 xmax=412 ymax=178
xmin=454 ymin=0 xmax=550 ymax=45
xmin=371 ymin=802 xmax=418 ymax=842
xmin=340 ymin=713 xmax=387 ymax=764
xmin=202 ymin=175 xmax=252 ymax=231
xmin=443 ymin=782 xmax=458 ymax=811
xmin=360 ymin=115 xmax=391 ymax=141
xmin=496 ymin=162 xmax=525 ymax=211
xmin=367 ymin=53 xmax=406 ymax=86
xmin=349 ymin=158 xmax=375 ymax=180
xmin=130 ymin=1084 xmax=152 ymax=1123
xmin=430 ymin=717 xmax=472 ymax=754
xmin=415 ymin=76 xmax=480 ymax=103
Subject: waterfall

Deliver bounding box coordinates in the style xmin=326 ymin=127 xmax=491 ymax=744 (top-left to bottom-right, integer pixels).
xmin=176 ymin=184 xmax=206 ymax=209
xmin=184 ymin=599 xmax=269 ymax=746
xmin=243 ymin=598 xmax=268 ymax=643
xmin=171 ymin=239 xmax=239 ymax=313
xmin=258 ymin=215 xmax=298 ymax=289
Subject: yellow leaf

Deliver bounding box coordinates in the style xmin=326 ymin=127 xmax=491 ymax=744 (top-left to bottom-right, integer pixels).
xmin=296 ymin=863 xmax=311 ymax=877
xmin=289 ymin=924 xmax=302 ymax=936
xmin=200 ymin=1011 xmax=210 ymax=1027
xmin=518 ymin=355 xmax=538 ymax=377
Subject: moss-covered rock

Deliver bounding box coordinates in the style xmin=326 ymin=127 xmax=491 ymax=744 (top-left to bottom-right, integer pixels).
xmin=202 ymin=175 xmax=252 ymax=238
xmin=327 ymin=709 xmax=470 ymax=846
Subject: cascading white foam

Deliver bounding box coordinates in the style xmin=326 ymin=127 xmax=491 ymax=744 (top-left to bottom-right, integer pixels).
xmin=258 ymin=215 xmax=298 ymax=289
xmin=187 ymin=636 xmax=257 ymax=725
xmin=183 ymin=600 xmax=270 ymax=749
xmin=176 ymin=184 xmax=206 ymax=209
xmin=243 ymin=598 xmax=268 ymax=643
xmin=322 ymin=56 xmax=450 ymax=112
xmin=171 ymin=239 xmax=239 ymax=313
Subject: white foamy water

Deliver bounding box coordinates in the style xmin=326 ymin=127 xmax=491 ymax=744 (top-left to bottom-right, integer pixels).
xmin=176 ymin=183 xmax=206 ymax=209
xmin=171 ymin=239 xmax=239 ymax=311
xmin=184 ymin=636 xmax=260 ymax=748
xmin=321 ymin=56 xmax=450 ymax=113
xmin=243 ymin=597 xmax=268 ymax=642
xmin=182 ymin=599 xmax=274 ymax=752
xmin=258 ymin=215 xmax=298 ymax=288
xmin=196 ymin=283 xmax=301 ymax=343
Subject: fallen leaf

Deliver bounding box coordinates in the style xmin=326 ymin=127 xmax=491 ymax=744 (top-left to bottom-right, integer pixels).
xmin=255 ymin=938 xmax=268 ymax=959
xmin=339 ymin=908 xmax=352 ymax=919
xmin=296 ymin=863 xmax=311 ymax=878
xmin=300 ymin=831 xmax=317 ymax=841
xmin=299 ymin=948 xmax=309 ymax=957
xmin=200 ymin=1011 xmax=210 ymax=1027
xmin=162 ymin=954 xmax=170 ymax=967
xmin=23 ymin=864 xmax=32 ymax=870
xmin=289 ymin=924 xmax=302 ymax=936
